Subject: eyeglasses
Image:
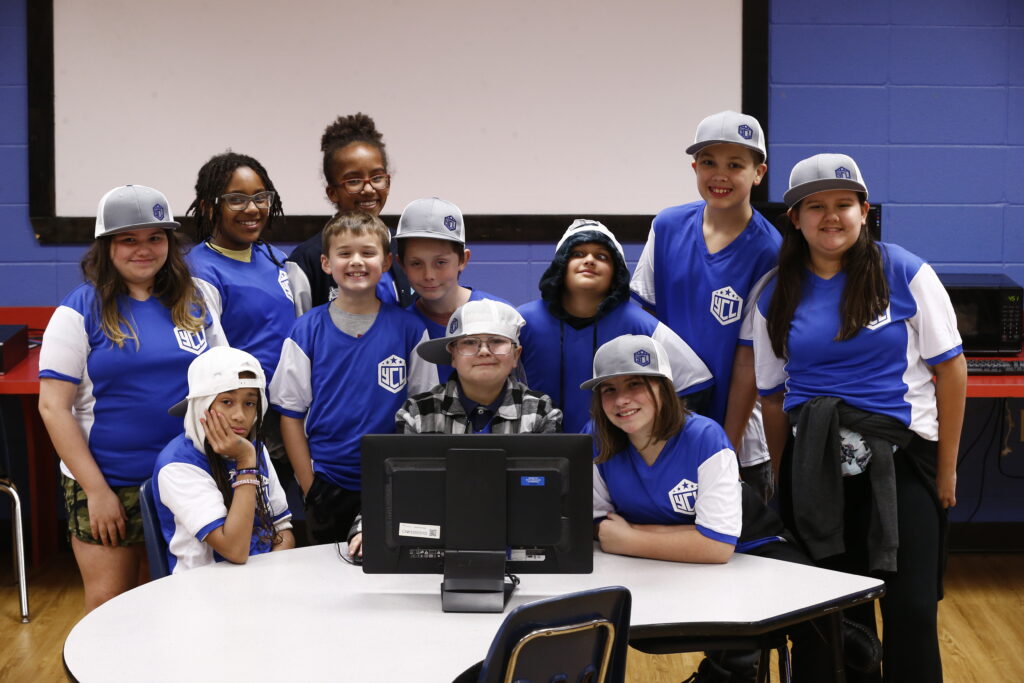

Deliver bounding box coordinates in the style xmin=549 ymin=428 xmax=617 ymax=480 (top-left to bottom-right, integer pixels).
xmin=219 ymin=191 xmax=275 ymax=211
xmin=333 ymin=174 xmax=391 ymax=195
xmin=448 ymin=336 xmax=516 ymax=357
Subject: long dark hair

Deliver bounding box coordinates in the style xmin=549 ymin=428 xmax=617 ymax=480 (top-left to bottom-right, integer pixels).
xmin=203 ymin=392 xmax=280 ymax=550
xmin=765 ymin=193 xmax=888 ymax=358
xmin=185 ymin=151 xmax=285 ymax=266
xmin=321 ymin=112 xmax=388 ymax=183
xmin=81 ymin=229 xmax=205 ymax=348
xmin=590 ymin=376 xmax=687 ymax=463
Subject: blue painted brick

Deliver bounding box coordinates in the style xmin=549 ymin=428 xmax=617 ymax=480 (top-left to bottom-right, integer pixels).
xmin=771 ymin=26 xmax=889 ymax=85
xmin=0 ymin=0 xmax=25 ymax=26
xmin=889 ymin=147 xmax=1005 ymax=204
xmin=56 ymin=243 xmax=90 ymax=264
xmin=771 ymin=86 xmax=888 ymax=144
xmin=767 ymin=145 xmax=889 ymax=205
xmin=891 ymin=28 xmax=1008 ymax=86
xmin=0 ymin=85 xmax=26 ymax=145
xmin=469 ymin=243 xmax=531 ymax=261
xmin=0 ymin=203 xmax=54 ymax=260
xmin=771 ymin=0 xmax=890 ymax=25
xmin=467 ymin=262 xmax=533 ymax=306
xmin=1013 ymin=4 xmax=1024 ymax=26
xmin=0 ymin=26 xmax=25 ymax=86
xmin=0 ymin=264 xmax=59 ymax=306
xmin=1008 ymin=148 xmax=1024 ymax=203
xmin=1010 ymin=90 xmax=1024 ymax=144
xmin=1001 ymin=206 xmax=1024 ymax=262
xmin=56 ymin=263 xmax=87 ymax=303
xmin=1011 ymin=30 xmax=1024 ymax=86
xmin=891 ymin=0 xmax=1008 ymax=26
xmin=886 ymin=205 xmax=1003 ymax=263
xmin=0 ymin=144 xmax=27 ymax=203
xmin=889 ymin=88 xmax=1007 ymax=144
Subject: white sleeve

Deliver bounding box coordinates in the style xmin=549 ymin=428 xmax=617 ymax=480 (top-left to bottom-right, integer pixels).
xmin=908 ymin=263 xmax=963 ymax=363
xmin=261 ymin=448 xmax=293 ymax=530
xmin=285 ymin=261 xmax=312 ymax=317
xmin=751 ymin=305 xmax=788 ymax=394
xmin=694 ymin=447 xmax=742 ymax=540
xmin=38 ymin=305 xmax=88 ymax=381
xmin=592 ymin=465 xmax=616 ymax=519
xmin=157 ymin=462 xmax=228 ymax=541
xmin=269 ymin=337 xmax=312 ymax=415
xmin=651 ymin=322 xmax=712 ymax=393
xmin=740 ymin=268 xmax=777 ymax=343
xmin=629 ymin=223 xmax=657 ymax=306
xmin=407 ymin=329 xmax=440 ymax=396
xmin=192 ymin=277 xmax=227 ymax=344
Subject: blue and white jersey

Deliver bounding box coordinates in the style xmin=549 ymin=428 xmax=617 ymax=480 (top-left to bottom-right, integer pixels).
xmin=409 ymin=287 xmax=511 ymax=385
xmin=518 ymin=300 xmax=713 ymax=433
xmin=39 ymin=283 xmax=222 ymax=486
xmin=630 ymin=201 xmax=780 ymax=464
xmin=751 ymin=243 xmax=962 ymax=442
xmin=153 ymin=433 xmax=292 ymax=574
xmin=188 ymin=242 xmax=297 ymax=385
xmin=591 ymin=414 xmax=741 ymax=545
xmin=269 ymin=303 xmax=437 ymax=490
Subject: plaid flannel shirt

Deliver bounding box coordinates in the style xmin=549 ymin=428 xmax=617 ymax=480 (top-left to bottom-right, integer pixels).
xmin=395 ymin=377 xmax=562 ymax=434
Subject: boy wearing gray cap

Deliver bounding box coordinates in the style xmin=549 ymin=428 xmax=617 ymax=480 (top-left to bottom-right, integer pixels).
xmin=630 ymin=110 xmax=778 ymax=503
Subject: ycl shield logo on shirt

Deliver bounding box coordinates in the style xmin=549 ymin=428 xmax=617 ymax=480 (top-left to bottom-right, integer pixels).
xmin=152 ymin=203 xmax=166 ymax=221
xmin=174 ymin=326 xmax=208 ymax=355
xmin=444 ymin=215 xmax=457 ymax=231
xmin=737 ymin=124 xmax=753 ymax=140
xmin=634 ymin=349 xmax=651 ymax=367
xmin=277 ymin=269 xmax=295 ymax=302
xmin=865 ymin=305 xmax=891 ymax=331
xmin=378 ymin=354 xmax=408 ymax=393
xmin=835 ymin=166 xmax=852 ymax=179
xmin=668 ymin=478 xmax=698 ymax=515
xmin=710 ymin=286 xmax=743 ymax=325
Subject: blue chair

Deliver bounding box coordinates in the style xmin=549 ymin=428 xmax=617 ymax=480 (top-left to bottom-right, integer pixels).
xmin=472 ymin=586 xmax=631 ymax=683
xmin=139 ymin=478 xmax=169 ymax=580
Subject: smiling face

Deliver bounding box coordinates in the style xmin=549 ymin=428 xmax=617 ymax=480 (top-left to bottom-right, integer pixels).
xmin=691 ymin=143 xmax=766 ymax=211
xmin=599 ymin=375 xmax=661 ymax=444
xmin=789 ymin=189 xmax=870 ymax=274
xmin=450 ymin=335 xmax=521 ymax=392
xmin=213 ymin=166 xmax=269 ymax=250
xmin=321 ymin=228 xmax=392 ymax=297
xmin=399 ymin=238 xmax=468 ymax=305
xmin=325 ymin=142 xmax=389 ymax=215
xmin=210 ymin=386 xmax=260 ymax=438
xmin=563 ymin=242 xmax=614 ymax=297
xmin=108 ymin=228 xmax=169 ymax=295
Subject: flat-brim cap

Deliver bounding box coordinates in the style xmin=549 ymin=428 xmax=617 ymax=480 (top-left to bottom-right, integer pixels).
xmin=395 ymin=196 xmax=465 ymax=243
xmin=416 ymin=299 xmax=525 ymax=365
xmin=580 ymin=334 xmax=674 ymax=390
xmin=685 ymin=110 xmax=766 ymax=162
xmin=95 ymin=185 xmax=180 ymax=238
xmin=783 ymin=153 xmax=869 ymax=207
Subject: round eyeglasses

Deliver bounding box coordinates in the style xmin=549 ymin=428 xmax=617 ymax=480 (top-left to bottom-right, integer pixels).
xmin=219 ymin=191 xmax=275 ymax=211
xmin=333 ymin=174 xmax=391 ymax=195
xmin=448 ymin=336 xmax=516 ymax=357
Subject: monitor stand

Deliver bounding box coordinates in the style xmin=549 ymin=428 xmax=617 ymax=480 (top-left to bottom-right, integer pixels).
xmin=440 ymin=549 xmax=515 ymax=613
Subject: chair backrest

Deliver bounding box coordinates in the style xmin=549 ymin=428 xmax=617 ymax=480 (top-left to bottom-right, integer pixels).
xmin=139 ymin=478 xmax=170 ymax=580
xmin=478 ymin=586 xmax=631 ymax=683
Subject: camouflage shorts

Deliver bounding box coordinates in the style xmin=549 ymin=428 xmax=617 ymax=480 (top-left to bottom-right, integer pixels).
xmin=61 ymin=474 xmax=145 ymax=546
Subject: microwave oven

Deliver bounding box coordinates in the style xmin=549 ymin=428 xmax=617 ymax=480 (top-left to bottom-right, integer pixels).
xmin=937 ymin=273 xmax=1022 ymax=356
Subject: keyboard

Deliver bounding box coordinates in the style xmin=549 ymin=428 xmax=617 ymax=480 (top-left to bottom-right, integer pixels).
xmin=966 ymin=359 xmax=1024 ymax=375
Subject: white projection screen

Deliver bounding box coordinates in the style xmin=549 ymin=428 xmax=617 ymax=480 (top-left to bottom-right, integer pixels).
xmin=52 ymin=0 xmax=742 ymax=219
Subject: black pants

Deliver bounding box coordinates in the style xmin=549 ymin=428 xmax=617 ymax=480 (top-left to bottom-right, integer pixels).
xmin=304 ymin=474 xmax=361 ymax=546
xmin=780 ymin=446 xmax=944 ymax=682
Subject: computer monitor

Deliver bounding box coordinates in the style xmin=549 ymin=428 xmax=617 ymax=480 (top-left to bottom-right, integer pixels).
xmin=360 ymin=433 xmax=594 ymax=613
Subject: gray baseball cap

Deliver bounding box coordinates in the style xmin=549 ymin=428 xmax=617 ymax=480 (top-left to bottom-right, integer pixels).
xmin=416 ymin=299 xmax=525 ymax=365
xmin=783 ymin=153 xmax=869 ymax=208
xmin=555 ymin=219 xmax=625 ymax=261
xmin=94 ymin=185 xmax=180 ymax=238
xmin=686 ymin=110 xmax=766 ymax=162
xmin=395 ymin=196 xmax=465 ymax=243
xmin=580 ymin=335 xmax=674 ymax=391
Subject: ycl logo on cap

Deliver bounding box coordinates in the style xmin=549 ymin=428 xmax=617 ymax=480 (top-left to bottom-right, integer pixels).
xmin=669 ymin=478 xmax=698 ymax=515
xmin=835 ymin=166 xmax=852 ymax=179
xmin=449 ymin=317 xmax=460 ymax=334
xmin=634 ymin=349 xmax=651 ymax=367
xmin=377 ymin=354 xmax=408 ymax=394
xmin=737 ymin=124 xmax=753 ymax=140
xmin=153 ymin=203 xmax=166 ymax=221
xmin=444 ymin=215 xmax=457 ymax=231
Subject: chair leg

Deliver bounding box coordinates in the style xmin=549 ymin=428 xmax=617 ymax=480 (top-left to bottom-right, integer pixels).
xmin=0 ymin=482 xmax=29 ymax=622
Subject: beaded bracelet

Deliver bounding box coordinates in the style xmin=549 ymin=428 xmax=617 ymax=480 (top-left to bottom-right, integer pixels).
xmin=231 ymin=479 xmax=261 ymax=489
xmin=234 ymin=468 xmax=260 ymax=478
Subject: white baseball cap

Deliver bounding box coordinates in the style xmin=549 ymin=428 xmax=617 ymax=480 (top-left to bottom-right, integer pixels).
xmin=416 ymin=299 xmax=525 ymax=365
xmin=95 ymin=185 xmax=180 ymax=238
xmin=168 ymin=347 xmax=267 ymax=417
xmin=395 ymin=196 xmax=465 ymax=243
xmin=685 ymin=110 xmax=767 ymax=162
xmin=555 ymin=219 xmax=626 ymax=261
xmin=784 ymin=153 xmax=869 ymax=207
xmin=580 ymin=335 xmax=674 ymax=391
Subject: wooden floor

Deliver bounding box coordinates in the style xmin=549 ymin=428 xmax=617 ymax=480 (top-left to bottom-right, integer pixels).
xmin=2 ymin=552 xmax=1022 ymax=681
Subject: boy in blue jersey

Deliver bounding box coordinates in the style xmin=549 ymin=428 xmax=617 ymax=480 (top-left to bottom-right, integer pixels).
xmin=270 ymin=211 xmax=437 ymax=544
xmin=630 ymin=110 xmax=779 ymax=502
xmin=395 ymin=196 xmax=510 ymax=384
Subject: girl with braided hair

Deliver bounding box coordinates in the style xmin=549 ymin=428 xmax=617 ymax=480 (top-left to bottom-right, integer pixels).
xmin=153 ymin=347 xmax=294 ymax=573
xmin=287 ymin=112 xmax=414 ymax=311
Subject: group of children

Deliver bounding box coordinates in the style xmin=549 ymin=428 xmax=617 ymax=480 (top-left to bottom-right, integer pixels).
xmin=38 ymin=109 xmax=965 ymax=682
